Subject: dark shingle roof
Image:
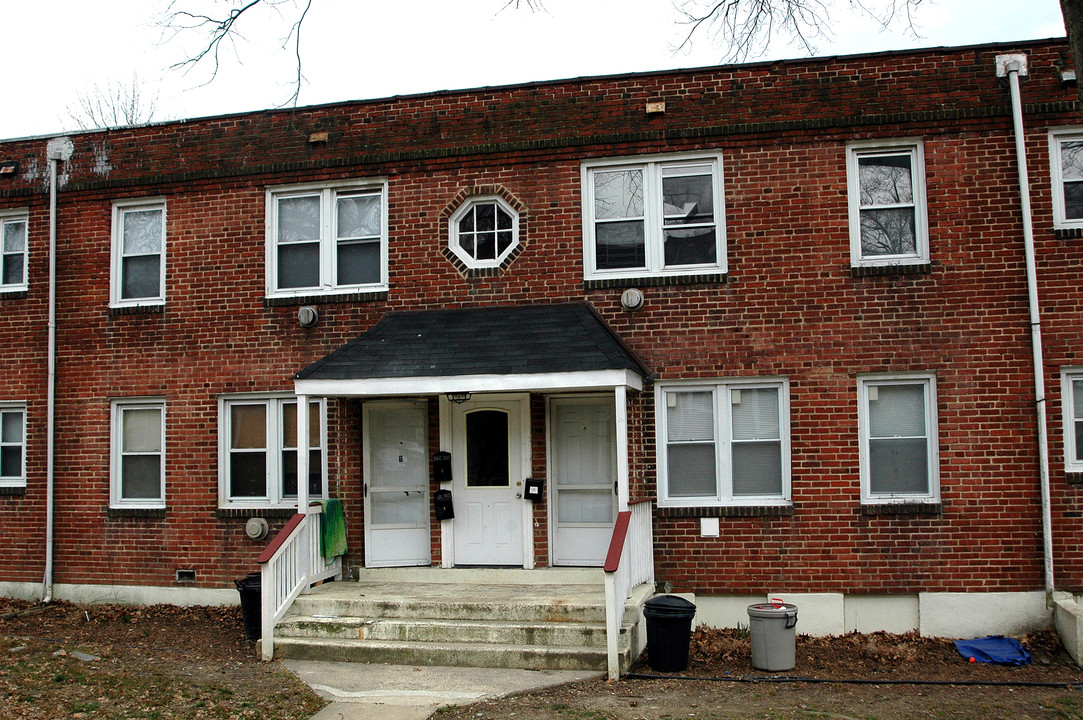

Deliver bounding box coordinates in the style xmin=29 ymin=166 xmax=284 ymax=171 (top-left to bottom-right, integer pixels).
xmin=295 ymin=303 xmax=648 ymax=381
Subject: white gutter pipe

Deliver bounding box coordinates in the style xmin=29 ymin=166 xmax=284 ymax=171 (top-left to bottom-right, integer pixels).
xmin=42 ymin=137 xmax=73 ymax=603
xmin=996 ymin=54 xmax=1055 ymax=598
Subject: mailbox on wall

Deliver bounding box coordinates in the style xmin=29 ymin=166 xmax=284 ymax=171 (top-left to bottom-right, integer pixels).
xmin=434 ymin=489 xmax=454 ymax=521
xmin=524 ymin=477 xmax=545 ymax=502
xmin=433 ymin=451 xmax=452 ymax=483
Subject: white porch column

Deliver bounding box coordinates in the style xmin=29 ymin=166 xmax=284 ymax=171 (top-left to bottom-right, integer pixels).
xmin=297 ymin=395 xmax=310 ymax=513
xmin=615 ymin=385 xmax=630 ymax=512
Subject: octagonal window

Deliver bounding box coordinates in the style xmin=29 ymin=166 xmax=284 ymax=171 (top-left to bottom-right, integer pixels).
xmin=449 ymin=196 xmax=519 ymax=269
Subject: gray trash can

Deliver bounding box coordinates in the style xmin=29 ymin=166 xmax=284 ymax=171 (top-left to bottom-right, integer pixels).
xmin=747 ymin=602 xmax=798 ymax=671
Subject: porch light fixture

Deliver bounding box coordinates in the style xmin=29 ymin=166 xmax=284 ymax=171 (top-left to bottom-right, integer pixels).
xmin=446 ymin=392 xmax=472 ymax=404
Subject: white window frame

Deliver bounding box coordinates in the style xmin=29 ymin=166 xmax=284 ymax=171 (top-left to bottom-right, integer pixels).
xmin=218 ymin=394 xmax=328 ymax=509
xmin=265 ymin=179 xmax=389 ymax=298
xmin=1061 ymin=368 xmax=1083 ymax=472
xmin=0 ymin=402 xmax=26 ymax=489
xmin=582 ymin=152 xmax=727 ymax=281
xmin=656 ymin=378 xmax=790 ymax=508
xmin=111 ymin=198 xmax=166 ymax=307
xmin=110 ymin=399 xmax=166 ymax=509
xmin=0 ymin=210 xmax=28 ymax=291
xmin=857 ymin=374 xmax=939 ymax=504
xmin=447 ymin=195 xmax=520 ymax=269
xmin=846 ymin=139 xmax=929 ymax=267
xmin=1049 ymin=128 xmax=1083 ymax=229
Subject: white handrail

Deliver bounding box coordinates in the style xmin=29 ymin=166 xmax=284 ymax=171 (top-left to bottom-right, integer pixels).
xmin=603 ymin=501 xmax=654 ymax=680
xmin=258 ymin=506 xmax=342 ymax=660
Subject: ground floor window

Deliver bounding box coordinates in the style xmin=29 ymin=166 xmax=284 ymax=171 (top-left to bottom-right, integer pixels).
xmin=0 ymin=403 xmax=25 ymax=489
xmin=111 ymin=399 xmax=165 ymax=508
xmin=656 ymin=379 xmax=790 ymax=507
xmin=858 ymin=374 xmax=939 ymax=503
xmin=1062 ymin=369 xmax=1083 ymax=473
xmin=219 ymin=395 xmax=326 ymax=508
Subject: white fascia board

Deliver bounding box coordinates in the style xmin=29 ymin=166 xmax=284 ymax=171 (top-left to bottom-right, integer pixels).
xmin=294 ymin=369 xmax=644 ymax=397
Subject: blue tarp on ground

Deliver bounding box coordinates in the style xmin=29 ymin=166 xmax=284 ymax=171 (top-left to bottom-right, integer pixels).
xmin=953 ymin=636 xmax=1032 ymax=665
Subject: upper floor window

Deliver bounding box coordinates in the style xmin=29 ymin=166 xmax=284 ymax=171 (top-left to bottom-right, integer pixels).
xmin=266 ymin=180 xmax=388 ymax=298
xmin=219 ymin=395 xmax=326 ymax=508
xmin=857 ymin=374 xmax=939 ymax=504
xmin=0 ymin=403 xmax=25 ymax=488
xmin=582 ymin=154 xmax=726 ymax=280
xmin=846 ymin=140 xmax=929 ymax=267
xmin=0 ymin=212 xmax=27 ymax=291
xmin=111 ymin=399 xmax=166 ymax=509
xmin=1050 ymin=129 xmax=1083 ymax=229
xmin=656 ymin=379 xmax=789 ymax=507
xmin=112 ymin=199 xmax=166 ymax=306
xmin=1061 ymin=369 xmax=1083 ymax=473
xmin=448 ymin=196 xmax=519 ymax=269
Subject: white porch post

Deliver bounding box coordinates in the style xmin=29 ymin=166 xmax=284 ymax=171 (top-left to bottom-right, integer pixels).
xmin=297 ymin=395 xmax=310 ymax=513
xmin=615 ymin=385 xmax=630 ymax=512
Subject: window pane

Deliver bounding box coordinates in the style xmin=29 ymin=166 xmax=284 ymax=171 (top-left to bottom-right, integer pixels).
xmin=858 ymin=154 xmax=914 ymax=205
xmin=230 ymin=452 xmax=267 ymax=497
xmin=731 ymin=388 xmax=780 ymax=441
xmin=667 ymin=444 xmax=716 ymax=497
xmin=123 ymin=408 xmax=161 ymax=452
xmin=594 ymin=169 xmax=643 ymax=220
xmin=1067 ymin=181 xmax=1083 ymax=220
xmin=664 ymin=228 xmax=716 ymax=266
xmin=497 ymin=231 xmax=513 ymax=254
xmin=667 ymin=392 xmax=714 ymax=442
xmin=476 ymin=231 xmax=496 ymax=260
xmin=121 ymin=255 xmax=161 ymax=299
xmin=337 ymin=240 xmax=380 ymax=285
xmin=459 ymin=208 xmax=475 ymax=233
xmin=868 ymin=384 xmax=925 ymax=438
xmin=1075 ymin=380 xmax=1083 ymax=418
xmin=4 ymin=220 xmax=25 ymax=252
xmin=1062 ymin=140 xmax=1083 ymax=181
xmin=231 ymin=405 xmax=266 ymax=449
xmin=337 ymin=193 xmax=381 ymax=238
xmin=278 ymin=196 xmax=320 ymax=242
xmin=122 ymin=209 xmax=163 ymax=254
xmin=122 ymin=456 xmax=161 ymax=499
xmin=663 ymin=172 xmax=714 ymax=225
xmin=3 ymin=255 xmax=23 ymax=285
xmin=476 ymin=202 xmax=496 ymax=231
xmin=1 ymin=446 xmax=21 ymax=478
xmin=281 ymin=449 xmax=322 ymax=497
xmin=496 ymin=206 xmax=513 ymax=230
xmin=2 ymin=411 xmax=22 ymax=443
xmin=869 ymin=437 xmax=928 ymax=494
xmin=732 ymin=442 xmax=782 ymax=496
xmin=278 ymin=243 xmax=320 ymax=288
xmin=282 ymin=402 xmax=320 ymax=448
xmin=595 ymin=221 xmax=645 ymax=269
xmin=1076 ymin=421 xmax=1083 ymax=463
xmin=859 ymin=207 xmax=916 ymax=256
xmin=558 ymin=488 xmax=614 ymax=524
xmin=466 ymin=410 xmax=509 ymax=487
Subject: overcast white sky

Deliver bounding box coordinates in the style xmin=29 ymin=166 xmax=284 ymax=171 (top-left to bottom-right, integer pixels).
xmin=0 ymin=0 xmax=1068 ymax=141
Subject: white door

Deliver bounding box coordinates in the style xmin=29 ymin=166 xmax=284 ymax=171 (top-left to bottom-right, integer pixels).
xmin=551 ymin=397 xmax=617 ymax=566
xmin=451 ymin=396 xmax=527 ymax=566
xmin=363 ymin=401 xmax=431 ymax=567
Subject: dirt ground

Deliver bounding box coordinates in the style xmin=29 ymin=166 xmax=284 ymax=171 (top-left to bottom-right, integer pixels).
xmin=3 ymin=597 xmax=1083 ymax=719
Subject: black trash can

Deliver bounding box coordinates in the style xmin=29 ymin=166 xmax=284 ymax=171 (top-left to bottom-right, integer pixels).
xmin=235 ymin=572 xmax=262 ymax=640
xmin=643 ymin=595 xmax=697 ymax=672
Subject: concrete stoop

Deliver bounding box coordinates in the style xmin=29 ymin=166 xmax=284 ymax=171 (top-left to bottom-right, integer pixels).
xmin=271 ymin=568 xmax=649 ymax=672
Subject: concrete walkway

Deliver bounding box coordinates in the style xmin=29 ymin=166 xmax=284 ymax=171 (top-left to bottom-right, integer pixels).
xmin=285 ymin=659 xmax=599 ymax=720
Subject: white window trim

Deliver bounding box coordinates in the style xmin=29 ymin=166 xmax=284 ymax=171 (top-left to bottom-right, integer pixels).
xmin=110 ymin=398 xmax=166 ymax=509
xmin=217 ymin=393 xmax=328 ymax=509
xmin=110 ymin=198 xmax=167 ymax=308
xmin=1061 ymin=368 xmax=1083 ymax=473
xmin=447 ymin=195 xmax=520 ymax=269
xmin=857 ymin=374 xmax=940 ymax=504
xmin=846 ymin=139 xmax=929 ymax=267
xmin=655 ymin=378 xmax=790 ymax=508
xmin=1049 ymin=128 xmax=1083 ymax=229
xmin=0 ymin=209 xmax=29 ymax=292
xmin=581 ymin=152 xmax=727 ymax=281
xmin=0 ymin=401 xmax=26 ymax=488
xmin=265 ymin=178 xmax=389 ymax=299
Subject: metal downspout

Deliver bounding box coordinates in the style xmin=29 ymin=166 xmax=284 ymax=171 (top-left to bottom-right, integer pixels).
xmin=997 ymin=54 xmax=1055 ymax=598
xmin=42 ymin=137 xmax=72 ymax=603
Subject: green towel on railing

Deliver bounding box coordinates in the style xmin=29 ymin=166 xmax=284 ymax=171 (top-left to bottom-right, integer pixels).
xmin=319 ymin=498 xmax=347 ymax=559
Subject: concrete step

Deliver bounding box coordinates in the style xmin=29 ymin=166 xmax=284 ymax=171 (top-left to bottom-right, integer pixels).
xmin=271 ymin=636 xmax=623 ymax=672
xmin=276 ymin=615 xmax=627 ymax=650
xmin=355 ymin=567 xmax=604 ymax=586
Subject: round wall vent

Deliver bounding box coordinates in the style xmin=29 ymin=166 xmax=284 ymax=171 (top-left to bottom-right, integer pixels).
xmin=620 ymin=288 xmax=645 ymax=312
xmin=297 ymin=305 xmax=319 ymax=327
xmin=245 ymin=517 xmax=269 ymax=541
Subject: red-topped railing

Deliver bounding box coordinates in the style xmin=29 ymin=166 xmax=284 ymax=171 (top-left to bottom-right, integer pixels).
xmin=603 ymin=499 xmax=654 ymax=679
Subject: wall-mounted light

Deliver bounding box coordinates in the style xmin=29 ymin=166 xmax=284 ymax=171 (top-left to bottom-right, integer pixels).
xmin=446 ymin=392 xmax=472 ymax=404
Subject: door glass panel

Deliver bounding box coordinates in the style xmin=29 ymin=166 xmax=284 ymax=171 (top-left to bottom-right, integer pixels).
xmin=557 ymin=488 xmax=614 ymax=524
xmin=371 ymin=491 xmax=428 ymax=525
xmin=466 ymin=409 xmax=509 ymax=487
xmin=369 ymin=404 xmax=427 ymax=489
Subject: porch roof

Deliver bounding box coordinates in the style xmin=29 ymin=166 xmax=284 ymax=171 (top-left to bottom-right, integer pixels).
xmin=293 ymin=303 xmax=650 ymax=397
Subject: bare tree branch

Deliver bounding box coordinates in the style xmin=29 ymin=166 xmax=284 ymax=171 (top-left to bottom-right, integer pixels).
xmin=65 ymin=75 xmax=162 ymax=130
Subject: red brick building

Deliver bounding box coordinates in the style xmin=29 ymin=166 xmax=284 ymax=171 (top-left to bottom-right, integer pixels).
xmin=1 ymin=37 xmax=1081 ymax=642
